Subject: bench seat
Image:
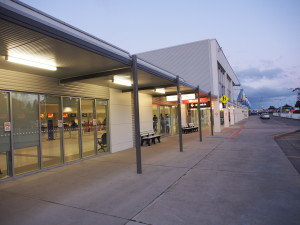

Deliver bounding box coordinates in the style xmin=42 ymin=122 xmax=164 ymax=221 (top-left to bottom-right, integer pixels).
xmin=140 ymin=130 xmax=161 ymax=146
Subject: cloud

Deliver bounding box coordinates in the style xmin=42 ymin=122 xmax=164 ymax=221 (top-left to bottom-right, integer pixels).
xmin=242 ymin=86 xmax=296 ymax=109
xmin=236 ymin=66 xmax=299 ymax=109
xmin=237 ymin=67 xmax=285 ymax=82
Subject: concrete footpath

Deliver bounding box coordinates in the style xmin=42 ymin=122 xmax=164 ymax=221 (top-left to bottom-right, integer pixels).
xmin=0 ymin=116 xmax=300 ymax=225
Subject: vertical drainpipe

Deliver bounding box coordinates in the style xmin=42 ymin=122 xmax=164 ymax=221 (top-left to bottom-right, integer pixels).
xmin=197 ymin=86 xmax=202 ymax=142
xmin=209 ymin=92 xmax=214 ymax=136
xmin=176 ymin=76 xmax=183 ymax=152
xmin=132 ymin=55 xmax=142 ymax=174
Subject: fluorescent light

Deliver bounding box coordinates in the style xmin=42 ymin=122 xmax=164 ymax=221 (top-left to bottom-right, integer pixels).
xmin=63 ymin=107 xmax=72 ymax=112
xmin=166 ymin=94 xmax=196 ymax=101
xmin=155 ymin=88 xmax=165 ymax=94
xmin=6 ymin=55 xmax=57 ymax=71
xmin=113 ymin=77 xmax=132 ymax=86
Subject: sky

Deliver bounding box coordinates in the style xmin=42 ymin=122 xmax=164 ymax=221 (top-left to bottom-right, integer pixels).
xmin=21 ymin=0 xmax=300 ymax=109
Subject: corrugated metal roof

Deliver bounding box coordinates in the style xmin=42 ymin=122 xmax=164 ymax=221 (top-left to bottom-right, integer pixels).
xmin=137 ymin=40 xmax=212 ymax=94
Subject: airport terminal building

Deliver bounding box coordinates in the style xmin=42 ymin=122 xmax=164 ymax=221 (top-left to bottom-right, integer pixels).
xmin=0 ymin=0 xmax=249 ymax=180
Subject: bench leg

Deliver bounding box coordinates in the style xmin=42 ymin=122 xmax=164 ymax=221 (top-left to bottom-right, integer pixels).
xmin=157 ymin=137 xmax=160 ymax=143
xmin=151 ymin=138 xmax=156 ymax=144
xmin=147 ymin=139 xmax=151 ymax=146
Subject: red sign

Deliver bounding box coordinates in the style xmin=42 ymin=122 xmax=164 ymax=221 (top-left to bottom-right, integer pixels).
xmin=182 ymin=98 xmax=208 ymax=104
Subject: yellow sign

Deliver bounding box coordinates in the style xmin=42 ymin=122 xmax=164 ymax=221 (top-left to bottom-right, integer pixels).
xmin=220 ymin=95 xmax=229 ymax=104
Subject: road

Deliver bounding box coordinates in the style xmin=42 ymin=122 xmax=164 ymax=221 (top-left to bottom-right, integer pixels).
xmin=266 ymin=115 xmax=300 ymax=174
xmin=258 ymin=114 xmax=300 ymax=127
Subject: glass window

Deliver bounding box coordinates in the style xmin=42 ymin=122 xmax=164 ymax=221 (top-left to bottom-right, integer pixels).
xmin=40 ymin=95 xmax=62 ymax=167
xmin=96 ymin=100 xmax=108 ymax=153
xmin=12 ymin=92 xmax=40 ymax=175
xmin=152 ymin=105 xmax=159 ymax=133
xmin=81 ymin=99 xmax=96 ymax=157
xmin=159 ymin=106 xmax=171 ymax=136
xmin=170 ymin=106 xmax=178 ymax=135
xmin=0 ymin=92 xmax=11 ymax=179
xmin=63 ymin=97 xmax=80 ymax=162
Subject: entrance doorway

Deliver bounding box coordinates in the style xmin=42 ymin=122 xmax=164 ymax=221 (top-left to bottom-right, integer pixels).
xmin=152 ymin=105 xmax=178 ymax=136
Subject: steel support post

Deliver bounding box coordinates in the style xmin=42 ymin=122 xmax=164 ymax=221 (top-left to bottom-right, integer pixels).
xmin=209 ymin=92 xmax=214 ymax=136
xmin=176 ymin=76 xmax=183 ymax=152
xmin=132 ymin=55 xmax=142 ymax=174
xmin=197 ymin=86 xmax=202 ymax=142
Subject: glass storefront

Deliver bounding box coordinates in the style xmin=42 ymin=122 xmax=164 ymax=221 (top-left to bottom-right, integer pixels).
xmin=96 ymin=100 xmax=108 ymax=152
xmin=40 ymin=95 xmax=62 ymax=167
xmin=12 ymin=92 xmax=40 ymax=175
xmin=152 ymin=106 xmax=159 ymax=133
xmin=152 ymin=105 xmax=178 ymax=136
xmin=63 ymin=97 xmax=80 ymax=162
xmin=81 ymin=99 xmax=96 ymax=157
xmin=190 ymin=108 xmax=211 ymax=127
xmin=0 ymin=91 xmax=109 ymax=180
xmin=170 ymin=106 xmax=178 ymax=134
xmin=0 ymin=92 xmax=10 ymax=179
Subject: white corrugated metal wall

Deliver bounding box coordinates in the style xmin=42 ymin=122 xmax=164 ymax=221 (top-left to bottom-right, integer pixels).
xmin=0 ymin=69 xmax=109 ymax=99
xmin=137 ymin=40 xmax=212 ymax=93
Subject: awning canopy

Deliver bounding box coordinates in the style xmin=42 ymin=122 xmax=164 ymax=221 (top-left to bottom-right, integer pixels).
xmin=0 ymin=1 xmax=198 ymax=96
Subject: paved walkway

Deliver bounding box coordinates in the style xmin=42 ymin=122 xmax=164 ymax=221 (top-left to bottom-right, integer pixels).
xmin=0 ymin=116 xmax=300 ymax=225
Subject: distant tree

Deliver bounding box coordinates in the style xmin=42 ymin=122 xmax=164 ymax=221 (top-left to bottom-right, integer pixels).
xmin=268 ymin=106 xmax=275 ymax=110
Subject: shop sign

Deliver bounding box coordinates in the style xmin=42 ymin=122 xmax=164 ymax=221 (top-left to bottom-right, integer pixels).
xmin=182 ymin=98 xmax=208 ymax=104
xmin=4 ymin=122 xmax=11 ymax=131
xmin=189 ymin=101 xmax=211 ymax=108
xmin=92 ymin=119 xmax=97 ymax=126
xmin=166 ymin=94 xmax=196 ymax=101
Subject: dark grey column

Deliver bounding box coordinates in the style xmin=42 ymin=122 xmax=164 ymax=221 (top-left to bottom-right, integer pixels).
xmin=132 ymin=55 xmax=142 ymax=174
xmin=197 ymin=86 xmax=202 ymax=142
xmin=9 ymin=92 xmax=14 ymax=177
xmin=209 ymin=92 xmax=214 ymax=136
xmin=38 ymin=94 xmax=42 ymax=169
xmin=176 ymin=76 xmax=183 ymax=152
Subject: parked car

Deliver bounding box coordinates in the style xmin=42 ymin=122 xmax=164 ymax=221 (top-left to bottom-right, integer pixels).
xmin=260 ymin=113 xmax=270 ymax=119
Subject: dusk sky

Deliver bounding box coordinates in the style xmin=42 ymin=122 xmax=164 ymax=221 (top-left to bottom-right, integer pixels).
xmin=22 ymin=0 xmax=300 ymax=109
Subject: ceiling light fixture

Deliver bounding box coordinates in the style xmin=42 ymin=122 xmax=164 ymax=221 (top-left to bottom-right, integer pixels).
xmin=113 ymin=77 xmax=132 ymax=86
xmin=155 ymin=88 xmax=165 ymax=94
xmin=6 ymin=55 xmax=57 ymax=71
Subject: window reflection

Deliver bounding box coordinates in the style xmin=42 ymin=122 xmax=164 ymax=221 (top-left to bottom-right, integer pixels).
xmin=40 ymin=95 xmax=62 ymax=167
xmin=63 ymin=97 xmax=80 ymax=162
xmin=0 ymin=92 xmax=10 ymax=179
xmin=96 ymin=100 xmax=108 ymax=152
xmin=82 ymin=99 xmax=96 ymax=157
xmin=12 ymin=92 xmax=39 ymax=175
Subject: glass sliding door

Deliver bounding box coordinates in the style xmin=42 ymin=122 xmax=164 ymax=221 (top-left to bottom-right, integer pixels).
xmin=96 ymin=100 xmax=108 ymax=152
xmin=12 ymin=92 xmax=40 ymax=175
xmin=40 ymin=95 xmax=62 ymax=167
xmin=81 ymin=99 xmax=96 ymax=157
xmin=63 ymin=97 xmax=80 ymax=162
xmin=159 ymin=106 xmax=171 ymax=136
xmin=170 ymin=105 xmax=178 ymax=135
xmin=152 ymin=105 xmax=159 ymax=133
xmin=159 ymin=106 xmax=166 ymax=135
xmin=0 ymin=92 xmax=11 ymax=179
